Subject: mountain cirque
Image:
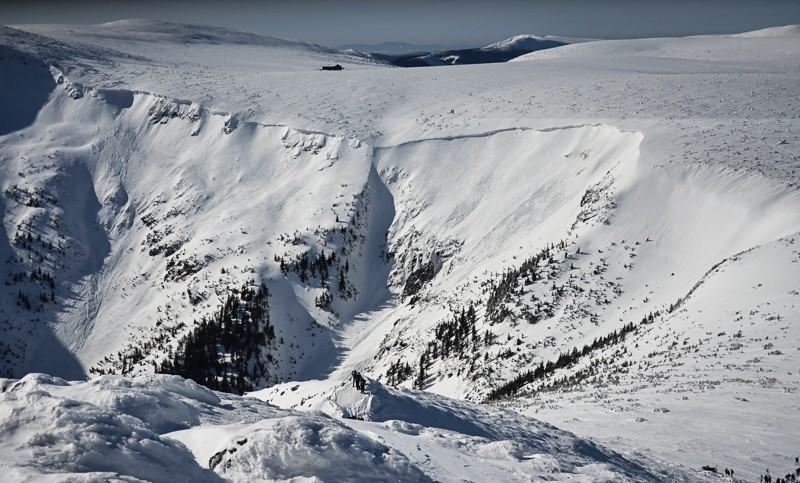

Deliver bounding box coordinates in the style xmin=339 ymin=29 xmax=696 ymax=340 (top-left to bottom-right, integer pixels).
xmin=1 ymin=20 xmax=799 ymax=481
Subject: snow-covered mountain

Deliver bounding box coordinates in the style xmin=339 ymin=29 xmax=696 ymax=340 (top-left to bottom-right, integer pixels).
xmin=1 ymin=19 xmax=799 ymax=482
xmin=384 ymin=34 xmax=576 ymax=66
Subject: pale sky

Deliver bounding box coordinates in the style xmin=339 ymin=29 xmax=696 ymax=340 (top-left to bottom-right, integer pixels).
xmin=2 ymin=0 xmax=799 ymax=47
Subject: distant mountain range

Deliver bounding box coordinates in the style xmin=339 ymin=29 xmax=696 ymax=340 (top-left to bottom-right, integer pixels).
xmin=336 ymin=41 xmax=471 ymax=56
xmin=343 ymin=35 xmax=581 ymax=67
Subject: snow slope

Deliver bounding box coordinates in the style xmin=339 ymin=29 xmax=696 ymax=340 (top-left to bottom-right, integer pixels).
xmin=0 ymin=373 xmax=701 ymax=482
xmin=1 ymin=20 xmax=799 ymax=481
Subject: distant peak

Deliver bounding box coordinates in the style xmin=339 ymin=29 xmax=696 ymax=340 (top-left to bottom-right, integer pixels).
xmin=480 ymin=34 xmax=583 ymax=52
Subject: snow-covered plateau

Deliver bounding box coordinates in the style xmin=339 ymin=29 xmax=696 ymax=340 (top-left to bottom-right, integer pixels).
xmin=1 ymin=19 xmax=799 ymax=482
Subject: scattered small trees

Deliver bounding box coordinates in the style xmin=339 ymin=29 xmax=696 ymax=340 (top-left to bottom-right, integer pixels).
xmin=485 ymin=312 xmax=658 ymax=401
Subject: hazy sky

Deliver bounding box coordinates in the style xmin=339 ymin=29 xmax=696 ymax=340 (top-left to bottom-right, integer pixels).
xmin=2 ymin=0 xmax=799 ymax=47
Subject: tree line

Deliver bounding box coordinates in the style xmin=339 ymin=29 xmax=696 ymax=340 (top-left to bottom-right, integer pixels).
xmin=486 ymin=311 xmax=659 ymax=401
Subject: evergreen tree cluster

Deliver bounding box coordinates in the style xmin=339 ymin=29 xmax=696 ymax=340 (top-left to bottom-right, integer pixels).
xmin=7 ymin=225 xmax=63 ymax=310
xmin=486 ymin=241 xmax=568 ymax=324
xmin=402 ymin=261 xmax=435 ymax=301
xmin=667 ymin=257 xmax=729 ymax=314
xmin=486 ymin=311 xmax=659 ymax=401
xmin=414 ymin=351 xmax=428 ymax=390
xmin=164 ymin=255 xmax=205 ymax=282
xmin=158 ymin=282 xmax=276 ymax=395
xmin=283 ymin=249 xmax=337 ymax=284
xmin=17 ymin=291 xmax=31 ymax=310
xmin=277 ymin=195 xmax=369 ymax=307
xmin=13 ymin=266 xmax=57 ymax=311
xmin=28 ymin=267 xmax=55 ymax=288
xmin=412 ymin=304 xmax=479 ymax=390
xmin=0 ymin=337 xmax=20 ymax=378
xmin=278 ymin=245 xmax=356 ymax=307
xmin=0 ymin=183 xmax=67 ymax=376
xmin=4 ymin=184 xmax=59 ymax=218
xmin=428 ymin=305 xmax=479 ymax=359
xmin=385 ymin=359 xmax=412 ymax=386
xmin=12 ymin=229 xmax=35 ymax=250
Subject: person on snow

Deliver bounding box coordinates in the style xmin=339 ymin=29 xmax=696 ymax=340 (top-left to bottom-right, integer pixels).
xmin=358 ymin=374 xmax=366 ymax=393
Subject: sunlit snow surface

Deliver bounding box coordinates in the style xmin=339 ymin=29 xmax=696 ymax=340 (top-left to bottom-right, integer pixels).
xmin=1 ymin=19 xmax=799 ymax=482
xmin=0 ymin=374 xmax=696 ymax=482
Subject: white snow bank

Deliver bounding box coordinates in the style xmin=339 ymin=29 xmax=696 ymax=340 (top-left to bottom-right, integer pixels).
xmin=0 ymin=374 xmax=431 ymax=482
xmin=0 ymin=374 xmax=222 ymax=482
xmin=61 ymin=375 xmax=221 ymax=433
xmin=310 ymin=379 xmax=687 ymax=481
xmin=199 ymin=416 xmax=431 ymax=482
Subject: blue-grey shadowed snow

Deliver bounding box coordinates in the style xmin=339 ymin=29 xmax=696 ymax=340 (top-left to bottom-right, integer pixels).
xmin=266 ymin=278 xmax=341 ymax=381
xmin=0 ymin=47 xmax=54 ymax=136
xmin=13 ymin=324 xmax=86 ymax=379
xmin=335 ymin=165 xmax=396 ymax=321
xmin=96 ymin=89 xmax=134 ymax=111
xmin=18 ymin=163 xmax=111 ymax=380
xmin=0 ymin=199 xmax=85 ymax=380
xmin=58 ymin=162 xmax=112 ymax=276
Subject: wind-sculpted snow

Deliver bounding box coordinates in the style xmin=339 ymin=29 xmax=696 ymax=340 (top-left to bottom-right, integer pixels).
xmin=1 ymin=373 xmax=670 ymax=482
xmin=0 ymin=374 xmax=224 ymax=482
xmin=0 ymin=374 xmax=433 ymax=482
xmin=197 ymin=416 xmax=433 ymax=482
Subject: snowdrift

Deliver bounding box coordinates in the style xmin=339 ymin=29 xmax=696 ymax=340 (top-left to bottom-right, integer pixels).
xmin=305 ymin=379 xmax=691 ymax=482
xmin=0 ymin=374 xmax=695 ymax=482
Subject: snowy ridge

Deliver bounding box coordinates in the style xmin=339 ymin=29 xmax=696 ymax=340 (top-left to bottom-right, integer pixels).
xmin=732 ymin=24 xmax=800 ymax=38
xmin=15 ymin=19 xmax=343 ymax=53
